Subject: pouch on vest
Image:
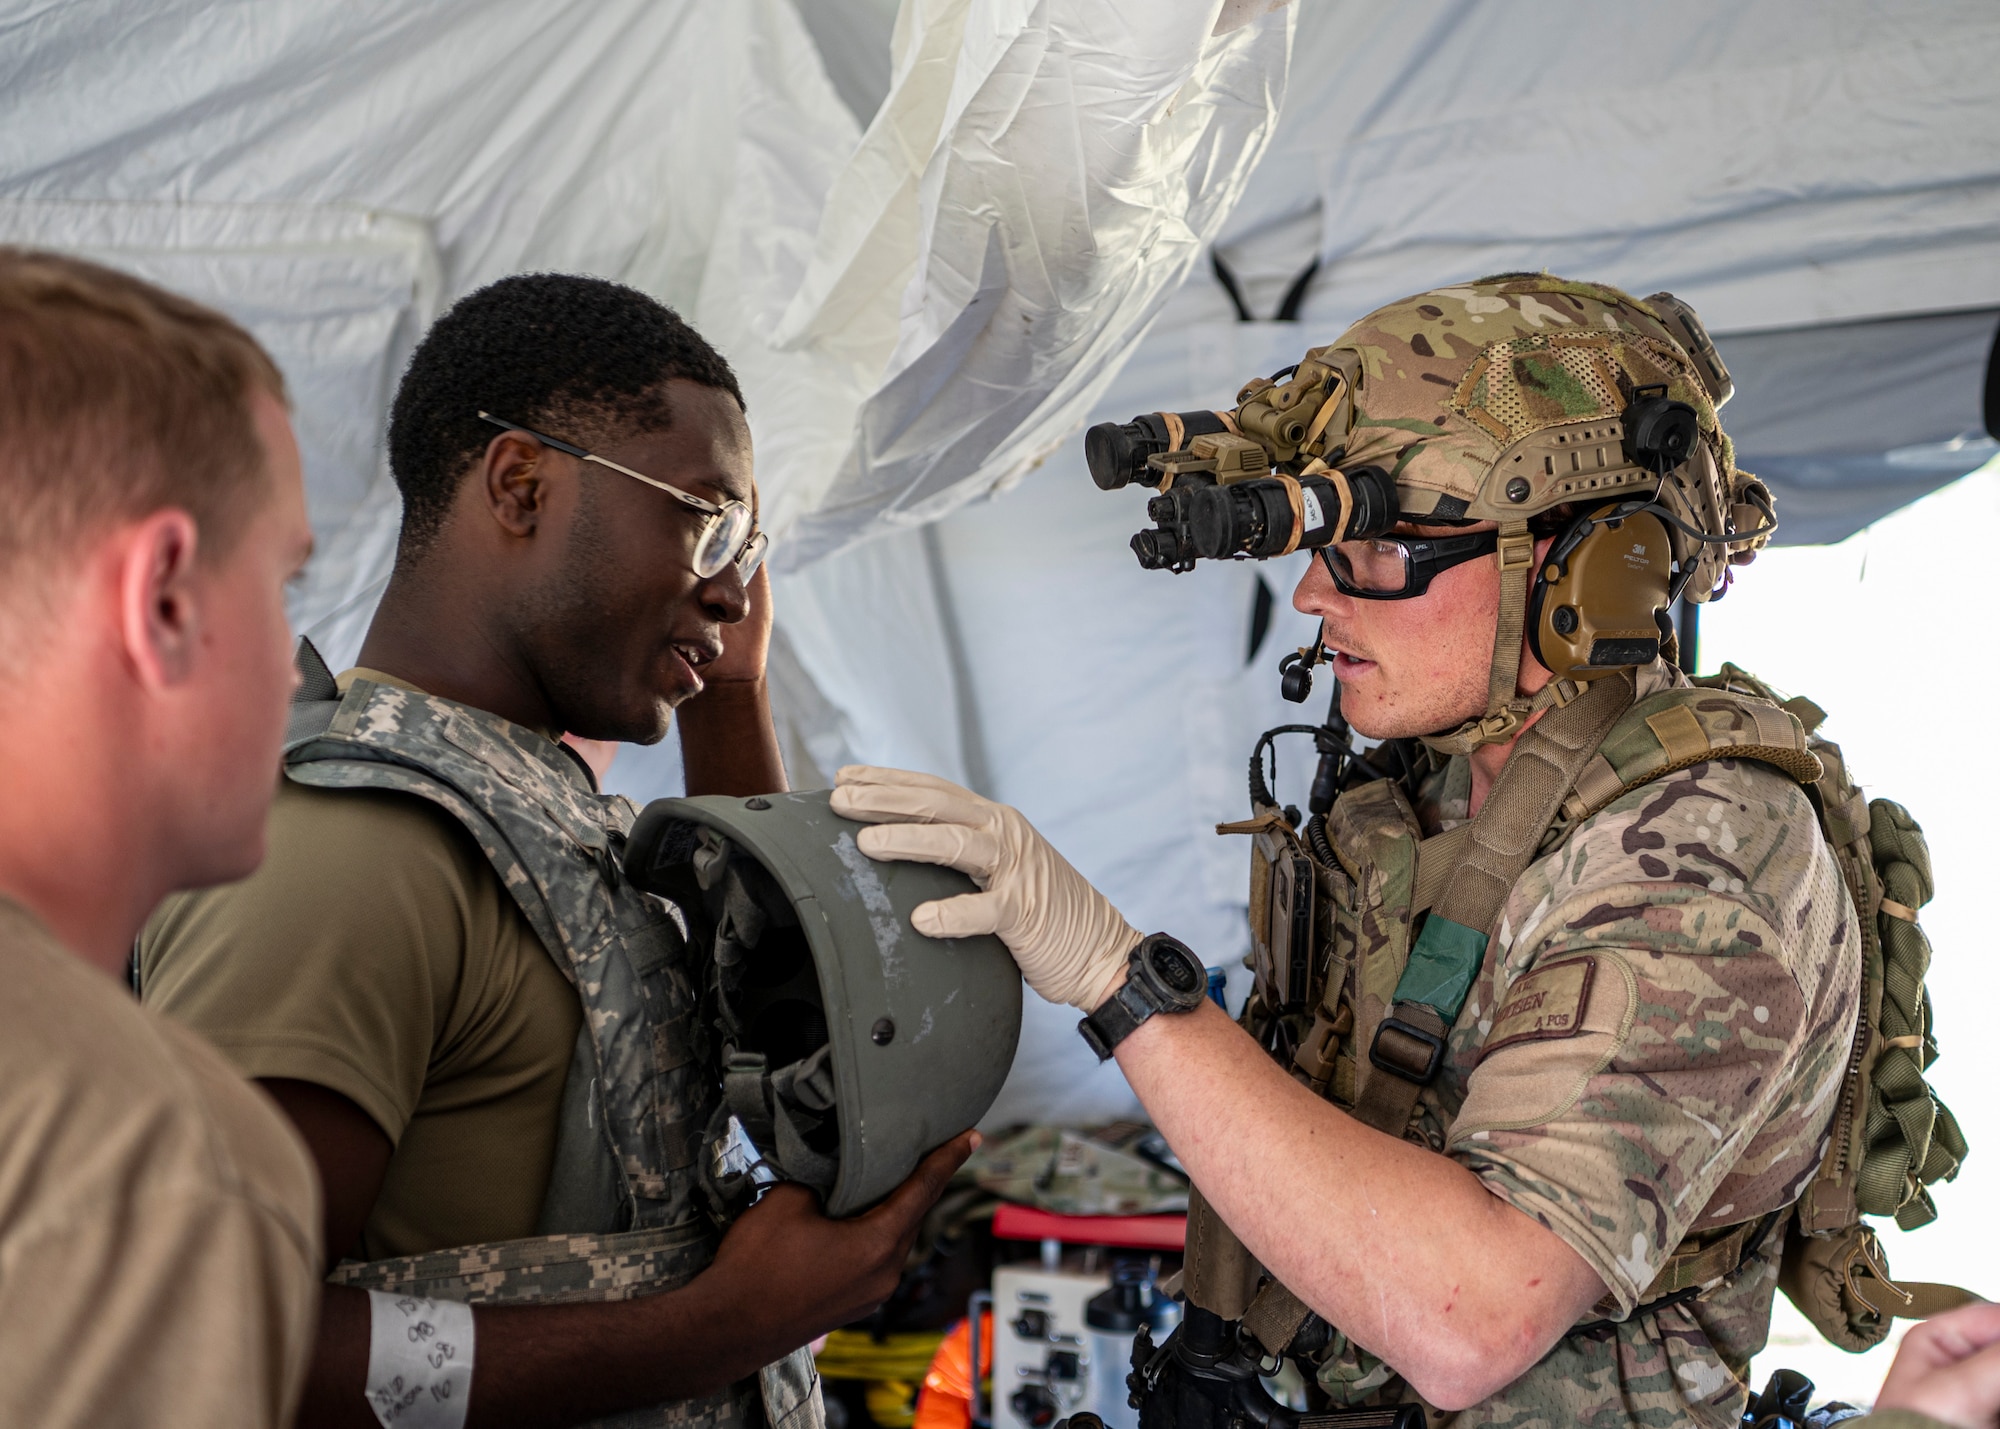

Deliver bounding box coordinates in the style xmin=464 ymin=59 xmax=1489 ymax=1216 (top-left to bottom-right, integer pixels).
xmin=1225 ymin=802 xmax=1337 ymax=1077
xmin=1747 ymin=681 xmax=1976 ymax=1349
xmin=1570 ymin=665 xmax=1977 ymax=1349
xmin=1219 ymin=662 xmax=1979 ymax=1377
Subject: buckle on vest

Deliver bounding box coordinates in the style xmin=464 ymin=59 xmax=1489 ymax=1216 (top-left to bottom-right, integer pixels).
xmin=1369 ymin=1015 xmax=1446 ymax=1085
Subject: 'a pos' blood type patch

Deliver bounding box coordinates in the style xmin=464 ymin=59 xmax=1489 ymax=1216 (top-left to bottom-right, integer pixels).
xmin=1482 ymin=957 xmax=1596 ymax=1054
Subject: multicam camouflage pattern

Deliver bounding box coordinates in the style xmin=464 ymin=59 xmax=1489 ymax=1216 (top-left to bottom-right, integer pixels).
xmin=1315 ymin=274 xmax=1769 ymax=602
xmin=1334 ymin=278 xmax=1714 ymax=501
xmin=1281 ymin=663 xmax=1860 ymax=1428
xmin=965 ymin=1123 xmax=1190 ymax=1215
xmin=289 ymin=674 xmax=822 ymax=1429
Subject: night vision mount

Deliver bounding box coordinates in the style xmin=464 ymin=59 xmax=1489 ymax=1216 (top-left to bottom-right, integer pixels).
xmin=1085 ymin=354 xmax=1401 ymax=573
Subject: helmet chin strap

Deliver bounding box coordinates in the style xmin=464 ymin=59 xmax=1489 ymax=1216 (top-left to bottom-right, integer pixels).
xmin=1421 ymin=520 xmax=1583 ymax=756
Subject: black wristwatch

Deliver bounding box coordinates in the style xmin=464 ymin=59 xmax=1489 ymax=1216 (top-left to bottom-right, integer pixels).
xmin=1077 ymin=933 xmax=1208 ymax=1062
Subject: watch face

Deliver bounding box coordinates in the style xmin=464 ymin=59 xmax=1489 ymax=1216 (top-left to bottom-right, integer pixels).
xmin=1150 ymin=941 xmax=1202 ymax=996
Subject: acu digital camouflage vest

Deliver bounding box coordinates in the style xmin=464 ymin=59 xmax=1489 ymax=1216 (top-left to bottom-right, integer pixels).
xmin=1200 ymin=663 xmax=1970 ymax=1417
xmin=285 ymin=641 xmax=820 ymax=1429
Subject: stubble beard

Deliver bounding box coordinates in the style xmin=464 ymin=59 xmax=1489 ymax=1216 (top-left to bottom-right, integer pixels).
xmin=1340 ymin=652 xmax=1494 ymax=743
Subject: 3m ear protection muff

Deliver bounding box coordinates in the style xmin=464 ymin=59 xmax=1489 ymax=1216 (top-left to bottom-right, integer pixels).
xmin=1527 ymin=502 xmax=1674 ymax=679
xmin=1524 ymin=385 xmax=1699 ymax=680
xmin=1089 ymin=276 xmax=1779 ymax=752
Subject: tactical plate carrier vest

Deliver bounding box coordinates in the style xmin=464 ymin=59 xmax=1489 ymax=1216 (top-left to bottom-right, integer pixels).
xmin=285 ymin=642 xmax=820 ymax=1429
xmin=1193 ymin=663 xmax=1969 ymax=1395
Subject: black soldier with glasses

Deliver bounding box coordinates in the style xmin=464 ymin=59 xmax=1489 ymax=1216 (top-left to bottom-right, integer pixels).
xmin=140 ymin=273 xmax=972 ymax=1429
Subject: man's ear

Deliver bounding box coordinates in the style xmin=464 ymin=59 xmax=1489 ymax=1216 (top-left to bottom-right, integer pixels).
xmin=481 ymin=432 xmax=551 ymax=537
xmin=118 ymin=508 xmax=203 ymax=690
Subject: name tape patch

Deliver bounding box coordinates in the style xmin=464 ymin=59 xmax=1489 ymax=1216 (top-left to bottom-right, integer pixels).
xmin=1482 ymin=957 xmax=1596 ymax=1056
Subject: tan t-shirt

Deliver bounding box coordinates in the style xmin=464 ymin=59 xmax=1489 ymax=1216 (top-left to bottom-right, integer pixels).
xmin=138 ymin=669 xmax=583 ymax=1261
xmin=0 ymin=897 xmax=321 ymax=1428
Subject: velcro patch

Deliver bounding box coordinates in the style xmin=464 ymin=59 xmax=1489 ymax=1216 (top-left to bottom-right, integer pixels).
xmin=1483 ymin=958 xmax=1595 ymax=1056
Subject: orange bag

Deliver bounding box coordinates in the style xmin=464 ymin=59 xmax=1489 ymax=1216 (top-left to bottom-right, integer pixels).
xmin=913 ymin=1311 xmax=993 ymax=1429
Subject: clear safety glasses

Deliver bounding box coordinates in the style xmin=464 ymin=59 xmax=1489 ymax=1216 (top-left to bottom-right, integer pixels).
xmin=478 ymin=412 xmax=769 ymax=581
xmin=1318 ymin=529 xmax=1498 ymax=600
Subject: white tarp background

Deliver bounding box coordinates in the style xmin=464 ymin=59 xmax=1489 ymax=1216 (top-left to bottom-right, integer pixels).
xmin=0 ymin=0 xmax=1294 ymax=662
xmin=1702 ymin=458 xmax=2000 ymax=1401
xmin=6 ymin=5 xmax=1999 ymax=1367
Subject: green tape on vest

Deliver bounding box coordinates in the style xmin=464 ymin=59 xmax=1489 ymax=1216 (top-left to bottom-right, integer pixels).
xmin=1393 ymin=915 xmax=1488 ymax=1020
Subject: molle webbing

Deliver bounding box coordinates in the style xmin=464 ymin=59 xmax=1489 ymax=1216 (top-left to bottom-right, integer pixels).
xmin=1221 ymin=674 xmax=1638 ymax=1358
xmin=1501 ymin=676 xmax=1971 ymax=1327
xmin=1503 ymin=678 xmax=1834 ymax=1316
xmin=1221 ymin=664 xmax=1969 ymax=1369
xmin=1634 ymin=1213 xmax=1778 ymax=1301
xmin=1560 ymin=687 xmax=1821 ymax=825
xmin=1222 ymin=674 xmax=1824 ymax=1357
xmin=1353 ymin=670 xmax=1635 ymax=1134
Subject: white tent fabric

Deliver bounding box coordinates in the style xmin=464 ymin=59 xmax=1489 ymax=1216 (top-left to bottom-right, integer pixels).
xmin=0 ymin=0 xmax=1295 ymax=1128
xmin=0 ymin=0 xmax=1294 ymax=658
xmin=8 ymin=0 xmax=2000 ymax=1127
xmin=1200 ymin=0 xmax=2000 ymax=545
xmin=1233 ymin=2 xmax=2000 ymax=331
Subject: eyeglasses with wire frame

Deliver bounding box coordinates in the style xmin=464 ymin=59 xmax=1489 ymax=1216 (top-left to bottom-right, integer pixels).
xmin=478 ymin=412 xmax=768 ymax=581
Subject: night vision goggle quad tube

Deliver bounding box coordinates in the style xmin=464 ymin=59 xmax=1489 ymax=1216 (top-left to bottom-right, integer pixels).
xmin=1084 ymin=409 xmax=1399 ymax=573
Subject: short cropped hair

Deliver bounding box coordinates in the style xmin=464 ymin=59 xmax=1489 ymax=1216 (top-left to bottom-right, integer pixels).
xmin=0 ymin=250 xmax=287 ymax=593
xmin=386 ymin=273 xmax=744 ymax=557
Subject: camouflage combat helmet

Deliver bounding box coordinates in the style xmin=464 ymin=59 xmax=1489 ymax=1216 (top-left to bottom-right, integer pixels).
xmin=1273 ymin=274 xmax=1775 ymax=749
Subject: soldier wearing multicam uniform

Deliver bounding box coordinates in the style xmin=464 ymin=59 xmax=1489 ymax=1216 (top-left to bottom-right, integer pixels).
xmin=1311 ymin=660 xmax=1861 ymax=1424
xmin=835 ymin=276 xmax=1871 ymax=1428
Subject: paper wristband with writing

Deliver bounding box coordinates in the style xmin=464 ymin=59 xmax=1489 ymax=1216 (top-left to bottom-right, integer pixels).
xmin=366 ymin=1290 xmax=475 ymax=1429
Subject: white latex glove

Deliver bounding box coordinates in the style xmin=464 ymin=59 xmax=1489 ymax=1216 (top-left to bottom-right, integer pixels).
xmin=831 ymin=765 xmax=1142 ymax=1011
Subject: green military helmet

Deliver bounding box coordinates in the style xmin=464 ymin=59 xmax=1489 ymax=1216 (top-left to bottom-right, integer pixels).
xmin=625 ymin=789 xmax=1022 ymax=1217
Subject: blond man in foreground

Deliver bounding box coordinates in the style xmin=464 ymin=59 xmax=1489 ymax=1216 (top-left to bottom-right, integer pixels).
xmin=0 ymin=250 xmax=321 ymax=1426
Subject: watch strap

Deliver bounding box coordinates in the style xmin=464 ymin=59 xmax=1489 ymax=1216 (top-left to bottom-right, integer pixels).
xmin=1078 ymin=978 xmax=1151 ymax=1061
xmin=1077 ymin=934 xmax=1203 ymax=1062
